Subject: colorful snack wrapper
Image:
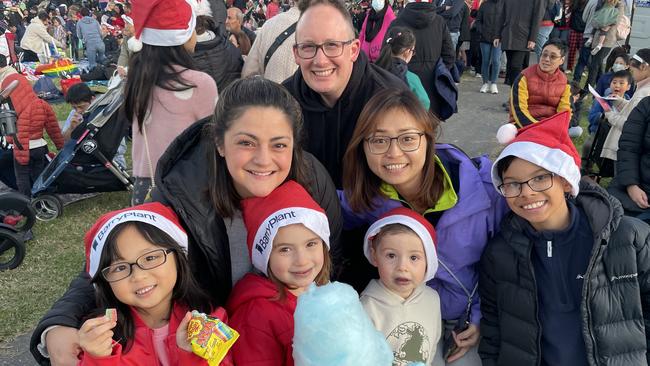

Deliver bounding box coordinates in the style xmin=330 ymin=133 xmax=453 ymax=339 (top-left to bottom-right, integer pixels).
xmin=186 ymin=310 xmax=239 ymax=365
xmin=105 ymin=308 xmax=117 ymax=322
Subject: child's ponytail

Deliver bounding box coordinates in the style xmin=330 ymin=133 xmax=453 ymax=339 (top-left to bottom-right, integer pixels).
xmin=374 ymin=26 xmax=416 ymax=70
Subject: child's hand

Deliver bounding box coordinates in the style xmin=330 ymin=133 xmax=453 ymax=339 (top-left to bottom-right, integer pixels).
xmin=176 ymin=311 xmax=193 ymax=353
xmin=78 ymin=315 xmax=117 ymax=358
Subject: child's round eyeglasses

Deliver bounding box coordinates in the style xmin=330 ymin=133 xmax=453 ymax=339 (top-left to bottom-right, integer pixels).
xmin=101 ymin=248 xmax=174 ymax=282
xmin=497 ymin=173 xmax=555 ymax=198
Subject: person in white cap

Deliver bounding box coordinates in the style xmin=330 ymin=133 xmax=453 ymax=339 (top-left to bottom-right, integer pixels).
xmin=360 ymin=207 xmax=442 ymax=366
xmin=123 ymin=0 xmax=218 ymax=205
xmin=480 ymin=111 xmax=650 ymax=366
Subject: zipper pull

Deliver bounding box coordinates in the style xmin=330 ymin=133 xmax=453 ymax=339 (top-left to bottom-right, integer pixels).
xmin=547 ymin=240 xmax=553 ymax=258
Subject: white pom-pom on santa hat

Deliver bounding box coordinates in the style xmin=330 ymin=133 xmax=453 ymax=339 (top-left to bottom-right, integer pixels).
xmin=128 ymin=36 xmax=143 ymax=52
xmin=491 ymin=111 xmax=582 ymax=197
xmin=496 ymin=123 xmax=518 ymax=145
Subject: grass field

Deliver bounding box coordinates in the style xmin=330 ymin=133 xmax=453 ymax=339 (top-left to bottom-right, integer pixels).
xmin=0 ymin=102 xmax=131 ymax=343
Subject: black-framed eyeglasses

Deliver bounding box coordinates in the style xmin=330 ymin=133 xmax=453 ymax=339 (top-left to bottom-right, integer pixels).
xmin=293 ymin=39 xmax=355 ymax=59
xmin=101 ymin=249 xmax=174 ymax=283
xmin=497 ymin=173 xmax=555 ymax=198
xmin=365 ymin=132 xmax=425 ymax=154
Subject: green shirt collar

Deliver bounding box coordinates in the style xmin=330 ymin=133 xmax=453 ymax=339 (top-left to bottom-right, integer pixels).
xmin=380 ymin=155 xmax=458 ymax=214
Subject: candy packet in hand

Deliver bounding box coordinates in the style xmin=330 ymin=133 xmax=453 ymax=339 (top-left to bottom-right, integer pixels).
xmin=186 ymin=310 xmax=239 ymax=365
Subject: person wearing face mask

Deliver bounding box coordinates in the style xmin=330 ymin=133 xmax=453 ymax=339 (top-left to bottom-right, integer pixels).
xmin=359 ymin=0 xmax=396 ymax=62
xmin=594 ymin=48 xmax=632 ymax=96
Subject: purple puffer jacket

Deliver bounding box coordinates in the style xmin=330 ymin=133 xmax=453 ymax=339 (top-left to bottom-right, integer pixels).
xmin=339 ymin=144 xmax=508 ymax=324
xmin=359 ymin=6 xmax=396 ymax=63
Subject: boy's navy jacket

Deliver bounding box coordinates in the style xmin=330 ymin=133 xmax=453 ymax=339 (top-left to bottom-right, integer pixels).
xmin=479 ymin=178 xmax=650 ymax=366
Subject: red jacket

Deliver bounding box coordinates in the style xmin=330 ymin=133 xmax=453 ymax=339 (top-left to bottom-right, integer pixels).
xmin=226 ymin=273 xmax=297 ymax=366
xmin=510 ymin=65 xmax=572 ymax=128
xmin=79 ymin=304 xmax=234 ymax=366
xmin=3 ymin=74 xmax=63 ymax=165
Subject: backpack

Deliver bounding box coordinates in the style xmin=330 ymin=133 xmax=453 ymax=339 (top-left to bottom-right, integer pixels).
xmin=616 ymin=14 xmax=631 ymax=41
xmin=32 ymin=77 xmax=62 ymax=101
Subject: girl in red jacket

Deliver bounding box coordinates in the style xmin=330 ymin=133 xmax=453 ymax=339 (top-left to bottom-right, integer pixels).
xmin=78 ymin=202 xmax=234 ymax=365
xmin=227 ymin=180 xmax=332 ymax=366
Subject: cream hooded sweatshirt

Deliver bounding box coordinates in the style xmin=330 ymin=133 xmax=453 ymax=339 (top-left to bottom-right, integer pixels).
xmin=361 ymin=279 xmax=442 ymax=366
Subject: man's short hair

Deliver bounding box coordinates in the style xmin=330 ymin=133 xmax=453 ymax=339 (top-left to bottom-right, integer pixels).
xmin=65 ymin=83 xmax=94 ymax=104
xmin=542 ymin=38 xmax=568 ymax=57
xmin=297 ymin=0 xmax=355 ymax=38
xmin=612 ymin=69 xmax=633 ymax=85
xmin=228 ymin=7 xmax=244 ymax=23
xmin=37 ymin=10 xmax=49 ymax=21
xmin=80 ymin=7 xmax=90 ymax=17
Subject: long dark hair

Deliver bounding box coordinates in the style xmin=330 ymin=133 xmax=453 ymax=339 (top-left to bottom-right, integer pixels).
xmin=123 ymin=44 xmax=197 ymax=132
xmin=204 ymin=77 xmax=309 ymax=218
xmin=375 ymin=26 xmax=415 ymax=70
xmin=90 ymin=221 xmax=212 ymax=352
xmin=342 ymin=89 xmax=442 ymax=212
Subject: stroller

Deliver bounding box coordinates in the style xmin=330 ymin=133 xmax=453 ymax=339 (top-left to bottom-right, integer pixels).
xmin=0 ymin=80 xmax=36 ymax=270
xmin=30 ymin=78 xmax=133 ymax=221
xmin=582 ymin=115 xmax=615 ymax=183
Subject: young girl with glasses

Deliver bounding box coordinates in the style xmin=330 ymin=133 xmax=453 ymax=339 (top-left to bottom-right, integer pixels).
xmin=481 ymin=111 xmax=650 ymax=365
xmin=78 ymin=202 xmax=233 ymax=365
xmin=341 ymin=88 xmax=507 ymax=365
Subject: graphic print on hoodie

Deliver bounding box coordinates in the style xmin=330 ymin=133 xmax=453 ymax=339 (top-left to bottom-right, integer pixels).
xmin=361 ymin=279 xmax=442 ymax=365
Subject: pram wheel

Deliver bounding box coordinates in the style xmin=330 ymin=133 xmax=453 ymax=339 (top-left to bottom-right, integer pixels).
xmin=0 ymin=192 xmax=36 ymax=232
xmin=0 ymin=229 xmax=25 ymax=270
xmin=32 ymin=195 xmax=63 ymax=221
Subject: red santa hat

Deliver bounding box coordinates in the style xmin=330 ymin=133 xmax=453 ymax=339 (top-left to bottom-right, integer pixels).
xmin=241 ymin=180 xmax=331 ymax=276
xmin=363 ymin=207 xmax=438 ymax=282
xmin=84 ymin=202 xmax=188 ymax=278
xmin=128 ymin=0 xmax=197 ymax=52
xmin=491 ymin=111 xmax=581 ymax=197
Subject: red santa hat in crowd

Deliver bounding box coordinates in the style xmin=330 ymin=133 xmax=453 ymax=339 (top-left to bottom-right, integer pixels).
xmin=84 ymin=202 xmax=188 ymax=278
xmin=127 ymin=0 xmax=198 ymax=52
xmin=491 ymin=111 xmax=582 ymax=197
xmin=363 ymin=207 xmax=438 ymax=282
xmin=241 ymin=180 xmax=331 ymax=276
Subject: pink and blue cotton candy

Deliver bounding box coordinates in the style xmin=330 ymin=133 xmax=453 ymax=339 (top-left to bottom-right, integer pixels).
xmin=292 ymin=282 xmax=394 ymax=366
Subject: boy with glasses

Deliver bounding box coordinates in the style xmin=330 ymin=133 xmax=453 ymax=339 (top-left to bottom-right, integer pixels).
xmin=506 ymin=38 xmax=572 ymax=130
xmin=480 ymin=111 xmax=650 ymax=366
xmin=283 ymin=0 xmax=406 ymax=188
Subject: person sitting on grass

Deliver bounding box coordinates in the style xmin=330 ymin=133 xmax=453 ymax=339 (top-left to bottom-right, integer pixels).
xmin=507 ymin=39 xmax=572 ymax=130
xmin=481 ymin=111 xmax=650 ymax=365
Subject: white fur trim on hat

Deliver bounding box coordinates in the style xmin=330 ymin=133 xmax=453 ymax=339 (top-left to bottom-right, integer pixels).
xmin=251 ymin=207 xmax=330 ymax=276
xmin=364 ymin=215 xmax=438 ymax=282
xmin=491 ymin=141 xmax=581 ymax=197
xmin=87 ymin=209 xmax=188 ymax=277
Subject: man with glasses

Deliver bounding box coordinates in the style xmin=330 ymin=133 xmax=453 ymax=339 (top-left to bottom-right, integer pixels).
xmin=508 ymin=38 xmax=572 ymax=129
xmin=282 ymin=0 xmax=406 ymax=188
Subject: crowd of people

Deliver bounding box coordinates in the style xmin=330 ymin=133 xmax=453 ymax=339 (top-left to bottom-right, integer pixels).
xmin=0 ymin=0 xmax=649 ymax=365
